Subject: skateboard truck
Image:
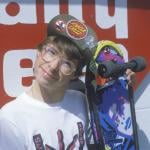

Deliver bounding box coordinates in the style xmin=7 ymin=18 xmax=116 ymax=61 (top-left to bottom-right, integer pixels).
xmin=97 ymin=56 xmax=147 ymax=78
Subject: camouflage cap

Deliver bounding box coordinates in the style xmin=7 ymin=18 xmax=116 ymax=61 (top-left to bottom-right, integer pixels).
xmin=47 ymin=14 xmax=98 ymax=62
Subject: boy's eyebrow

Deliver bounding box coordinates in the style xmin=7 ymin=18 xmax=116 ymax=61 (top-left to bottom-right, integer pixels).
xmin=44 ymin=44 xmax=59 ymax=53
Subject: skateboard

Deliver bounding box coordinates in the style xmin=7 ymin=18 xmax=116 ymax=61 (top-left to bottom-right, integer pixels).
xmin=85 ymin=40 xmax=140 ymax=150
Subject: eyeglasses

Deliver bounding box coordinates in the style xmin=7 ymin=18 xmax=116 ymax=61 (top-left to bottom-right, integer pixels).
xmin=41 ymin=46 xmax=76 ymax=75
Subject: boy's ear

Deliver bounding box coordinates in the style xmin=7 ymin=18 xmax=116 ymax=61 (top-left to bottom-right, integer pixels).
xmin=36 ymin=50 xmax=43 ymax=59
xmin=37 ymin=50 xmax=41 ymax=56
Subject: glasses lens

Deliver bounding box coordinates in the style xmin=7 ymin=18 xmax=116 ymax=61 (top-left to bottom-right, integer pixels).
xmin=42 ymin=46 xmax=76 ymax=75
xmin=60 ymin=60 xmax=75 ymax=75
xmin=43 ymin=47 xmax=59 ymax=62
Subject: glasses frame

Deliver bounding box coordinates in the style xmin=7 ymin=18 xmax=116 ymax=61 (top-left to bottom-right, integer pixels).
xmin=41 ymin=46 xmax=76 ymax=75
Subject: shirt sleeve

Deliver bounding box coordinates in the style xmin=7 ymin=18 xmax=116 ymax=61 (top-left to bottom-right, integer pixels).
xmin=0 ymin=118 xmax=26 ymax=150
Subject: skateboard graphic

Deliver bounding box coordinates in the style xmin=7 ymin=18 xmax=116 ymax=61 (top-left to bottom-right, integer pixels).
xmin=86 ymin=40 xmax=146 ymax=149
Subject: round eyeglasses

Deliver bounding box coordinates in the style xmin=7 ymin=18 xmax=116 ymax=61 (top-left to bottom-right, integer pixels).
xmin=41 ymin=46 xmax=76 ymax=75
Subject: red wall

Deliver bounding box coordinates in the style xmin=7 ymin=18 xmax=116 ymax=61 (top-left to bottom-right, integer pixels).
xmin=0 ymin=0 xmax=149 ymax=107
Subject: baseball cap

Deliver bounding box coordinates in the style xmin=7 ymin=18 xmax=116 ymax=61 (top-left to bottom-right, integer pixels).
xmin=47 ymin=14 xmax=98 ymax=63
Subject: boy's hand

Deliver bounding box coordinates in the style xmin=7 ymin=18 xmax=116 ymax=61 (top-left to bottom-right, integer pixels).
xmin=125 ymin=69 xmax=136 ymax=86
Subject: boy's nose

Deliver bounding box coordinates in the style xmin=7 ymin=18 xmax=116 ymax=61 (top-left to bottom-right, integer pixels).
xmin=48 ymin=57 xmax=60 ymax=71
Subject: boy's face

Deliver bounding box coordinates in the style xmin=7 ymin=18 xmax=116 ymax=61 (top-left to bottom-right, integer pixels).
xmin=33 ymin=43 xmax=78 ymax=89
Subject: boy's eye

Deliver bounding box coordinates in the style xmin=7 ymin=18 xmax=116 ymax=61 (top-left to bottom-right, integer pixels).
xmin=47 ymin=48 xmax=58 ymax=56
xmin=63 ymin=60 xmax=72 ymax=68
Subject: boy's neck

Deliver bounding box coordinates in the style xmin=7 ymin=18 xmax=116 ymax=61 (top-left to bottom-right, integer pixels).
xmin=27 ymin=81 xmax=67 ymax=104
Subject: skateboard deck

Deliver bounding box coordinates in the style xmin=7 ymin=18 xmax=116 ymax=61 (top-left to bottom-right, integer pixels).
xmin=86 ymin=40 xmax=139 ymax=149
